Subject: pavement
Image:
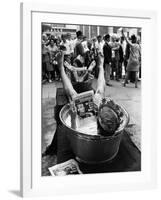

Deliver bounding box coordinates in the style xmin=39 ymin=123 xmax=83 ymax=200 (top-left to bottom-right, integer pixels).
xmin=42 ymin=78 xmax=141 ymax=155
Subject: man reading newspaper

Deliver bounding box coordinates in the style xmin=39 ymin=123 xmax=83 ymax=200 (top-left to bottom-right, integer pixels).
xmin=44 ymin=51 xmax=119 ymax=175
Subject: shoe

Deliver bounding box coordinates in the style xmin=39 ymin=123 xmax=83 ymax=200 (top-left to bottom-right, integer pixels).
xmin=135 ymin=84 xmax=138 ymax=88
xmin=106 ymin=83 xmax=112 ymax=86
xmin=116 ymin=78 xmax=120 ymax=81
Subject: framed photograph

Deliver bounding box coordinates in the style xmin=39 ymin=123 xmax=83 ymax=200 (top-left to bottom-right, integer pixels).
xmin=20 ymin=2 xmax=157 ymax=197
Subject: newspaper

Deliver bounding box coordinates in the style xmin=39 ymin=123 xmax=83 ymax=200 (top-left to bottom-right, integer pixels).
xmin=48 ymin=159 xmax=83 ymax=176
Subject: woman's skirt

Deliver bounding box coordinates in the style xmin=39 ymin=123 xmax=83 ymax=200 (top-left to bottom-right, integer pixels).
xmin=127 ymin=58 xmax=140 ymax=72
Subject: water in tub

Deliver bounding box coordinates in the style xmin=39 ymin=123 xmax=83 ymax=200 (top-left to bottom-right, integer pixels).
xmin=65 ymin=112 xmax=98 ymax=136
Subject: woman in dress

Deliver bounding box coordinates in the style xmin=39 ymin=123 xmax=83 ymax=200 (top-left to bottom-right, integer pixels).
xmin=47 ymin=39 xmax=58 ymax=81
xmin=122 ymin=30 xmax=141 ymax=88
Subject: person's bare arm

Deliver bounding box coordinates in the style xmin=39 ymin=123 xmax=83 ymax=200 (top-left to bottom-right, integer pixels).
xmin=95 ymin=54 xmax=105 ymax=96
xmin=88 ymin=60 xmax=96 ymax=72
xmin=56 ymin=51 xmax=77 ymax=101
xmin=122 ymin=29 xmax=133 ymax=47
xmin=64 ymin=61 xmax=87 ymax=72
xmin=92 ymin=54 xmax=105 ymax=108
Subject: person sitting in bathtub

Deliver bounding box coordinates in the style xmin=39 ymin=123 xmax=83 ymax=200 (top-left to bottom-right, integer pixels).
xmin=43 ymin=51 xmax=118 ymax=164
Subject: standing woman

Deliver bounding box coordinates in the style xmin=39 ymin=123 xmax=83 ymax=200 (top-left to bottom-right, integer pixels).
xmin=122 ymin=30 xmax=141 ymax=88
xmin=47 ymin=39 xmax=58 ymax=81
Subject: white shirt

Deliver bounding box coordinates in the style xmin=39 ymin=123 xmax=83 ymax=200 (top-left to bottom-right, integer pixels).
xmin=121 ymin=40 xmax=127 ymax=56
xmin=67 ymin=39 xmax=75 ymax=53
xmin=95 ymin=41 xmax=104 ymax=55
xmin=82 ymin=40 xmax=89 ymax=52
xmin=60 ymin=40 xmax=72 ymax=55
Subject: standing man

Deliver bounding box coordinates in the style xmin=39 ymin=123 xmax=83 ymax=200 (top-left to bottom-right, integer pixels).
xmin=73 ymin=30 xmax=85 ymax=67
xmin=118 ymin=37 xmax=124 ymax=79
xmin=60 ymin=34 xmax=72 ymax=63
xmin=110 ymin=34 xmax=120 ymax=81
xmin=96 ymin=35 xmax=104 ymax=56
xmin=103 ymin=34 xmax=112 ymax=86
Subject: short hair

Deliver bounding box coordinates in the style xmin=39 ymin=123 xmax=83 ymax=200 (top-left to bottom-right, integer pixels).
xmin=49 ymin=39 xmax=55 ymax=43
xmin=61 ymin=34 xmax=66 ymax=40
xmin=76 ymin=30 xmax=83 ymax=38
xmin=104 ymin=34 xmax=110 ymax=41
xmin=92 ymin=37 xmax=97 ymax=42
xmin=116 ymin=38 xmax=119 ymax=42
xmin=131 ymin=34 xmax=137 ymax=43
xmin=97 ymin=35 xmax=102 ymax=39
xmin=74 ymin=58 xmax=83 ymax=68
xmin=98 ymin=106 xmax=119 ymax=134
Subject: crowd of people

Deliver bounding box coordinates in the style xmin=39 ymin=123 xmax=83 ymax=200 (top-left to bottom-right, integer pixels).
xmin=42 ymin=29 xmax=141 ymax=88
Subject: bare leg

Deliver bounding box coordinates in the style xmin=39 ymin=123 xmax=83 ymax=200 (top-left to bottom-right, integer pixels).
xmin=124 ymin=71 xmax=129 ymax=86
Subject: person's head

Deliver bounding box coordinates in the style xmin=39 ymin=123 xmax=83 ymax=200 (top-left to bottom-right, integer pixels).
xmin=111 ymin=34 xmax=117 ymax=42
xmin=49 ymin=39 xmax=55 ymax=46
xmin=42 ymin=34 xmax=47 ymax=41
xmin=131 ymin=34 xmax=137 ymax=43
xmin=92 ymin=37 xmax=97 ymax=43
xmin=54 ymin=38 xmax=60 ymax=47
xmin=87 ymin=40 xmax=92 ymax=50
xmin=83 ymin=36 xmax=87 ymax=41
xmin=98 ymin=106 xmax=119 ymax=134
xmin=116 ymin=36 xmax=120 ymax=42
xmin=66 ymin=33 xmax=71 ymax=40
xmin=50 ymin=34 xmax=55 ymax=40
xmin=73 ymin=58 xmax=83 ymax=68
xmin=61 ymin=34 xmax=67 ymax=43
xmin=104 ymin=34 xmax=110 ymax=42
xmin=97 ymin=35 xmax=102 ymax=43
xmin=76 ymin=30 xmax=83 ymax=40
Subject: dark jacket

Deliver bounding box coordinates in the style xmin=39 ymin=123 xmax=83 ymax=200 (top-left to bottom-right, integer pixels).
xmin=74 ymin=41 xmax=84 ymax=58
xmin=125 ymin=43 xmax=130 ymax=60
xmin=103 ymin=42 xmax=112 ymax=64
xmin=119 ymin=45 xmax=124 ymax=63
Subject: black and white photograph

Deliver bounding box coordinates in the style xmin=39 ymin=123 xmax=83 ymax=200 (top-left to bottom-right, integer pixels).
xmin=41 ymin=23 xmax=141 ymax=176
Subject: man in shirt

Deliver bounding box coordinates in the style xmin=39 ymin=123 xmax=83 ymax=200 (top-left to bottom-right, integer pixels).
xmin=73 ymin=31 xmax=85 ymax=67
xmin=95 ymin=35 xmax=104 ymax=56
xmin=60 ymin=34 xmax=72 ymax=56
xmin=103 ymin=34 xmax=112 ymax=86
xmin=110 ymin=34 xmax=120 ymax=81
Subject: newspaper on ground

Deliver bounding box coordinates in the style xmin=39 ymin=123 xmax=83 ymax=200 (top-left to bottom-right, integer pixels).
xmin=48 ymin=159 xmax=83 ymax=176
